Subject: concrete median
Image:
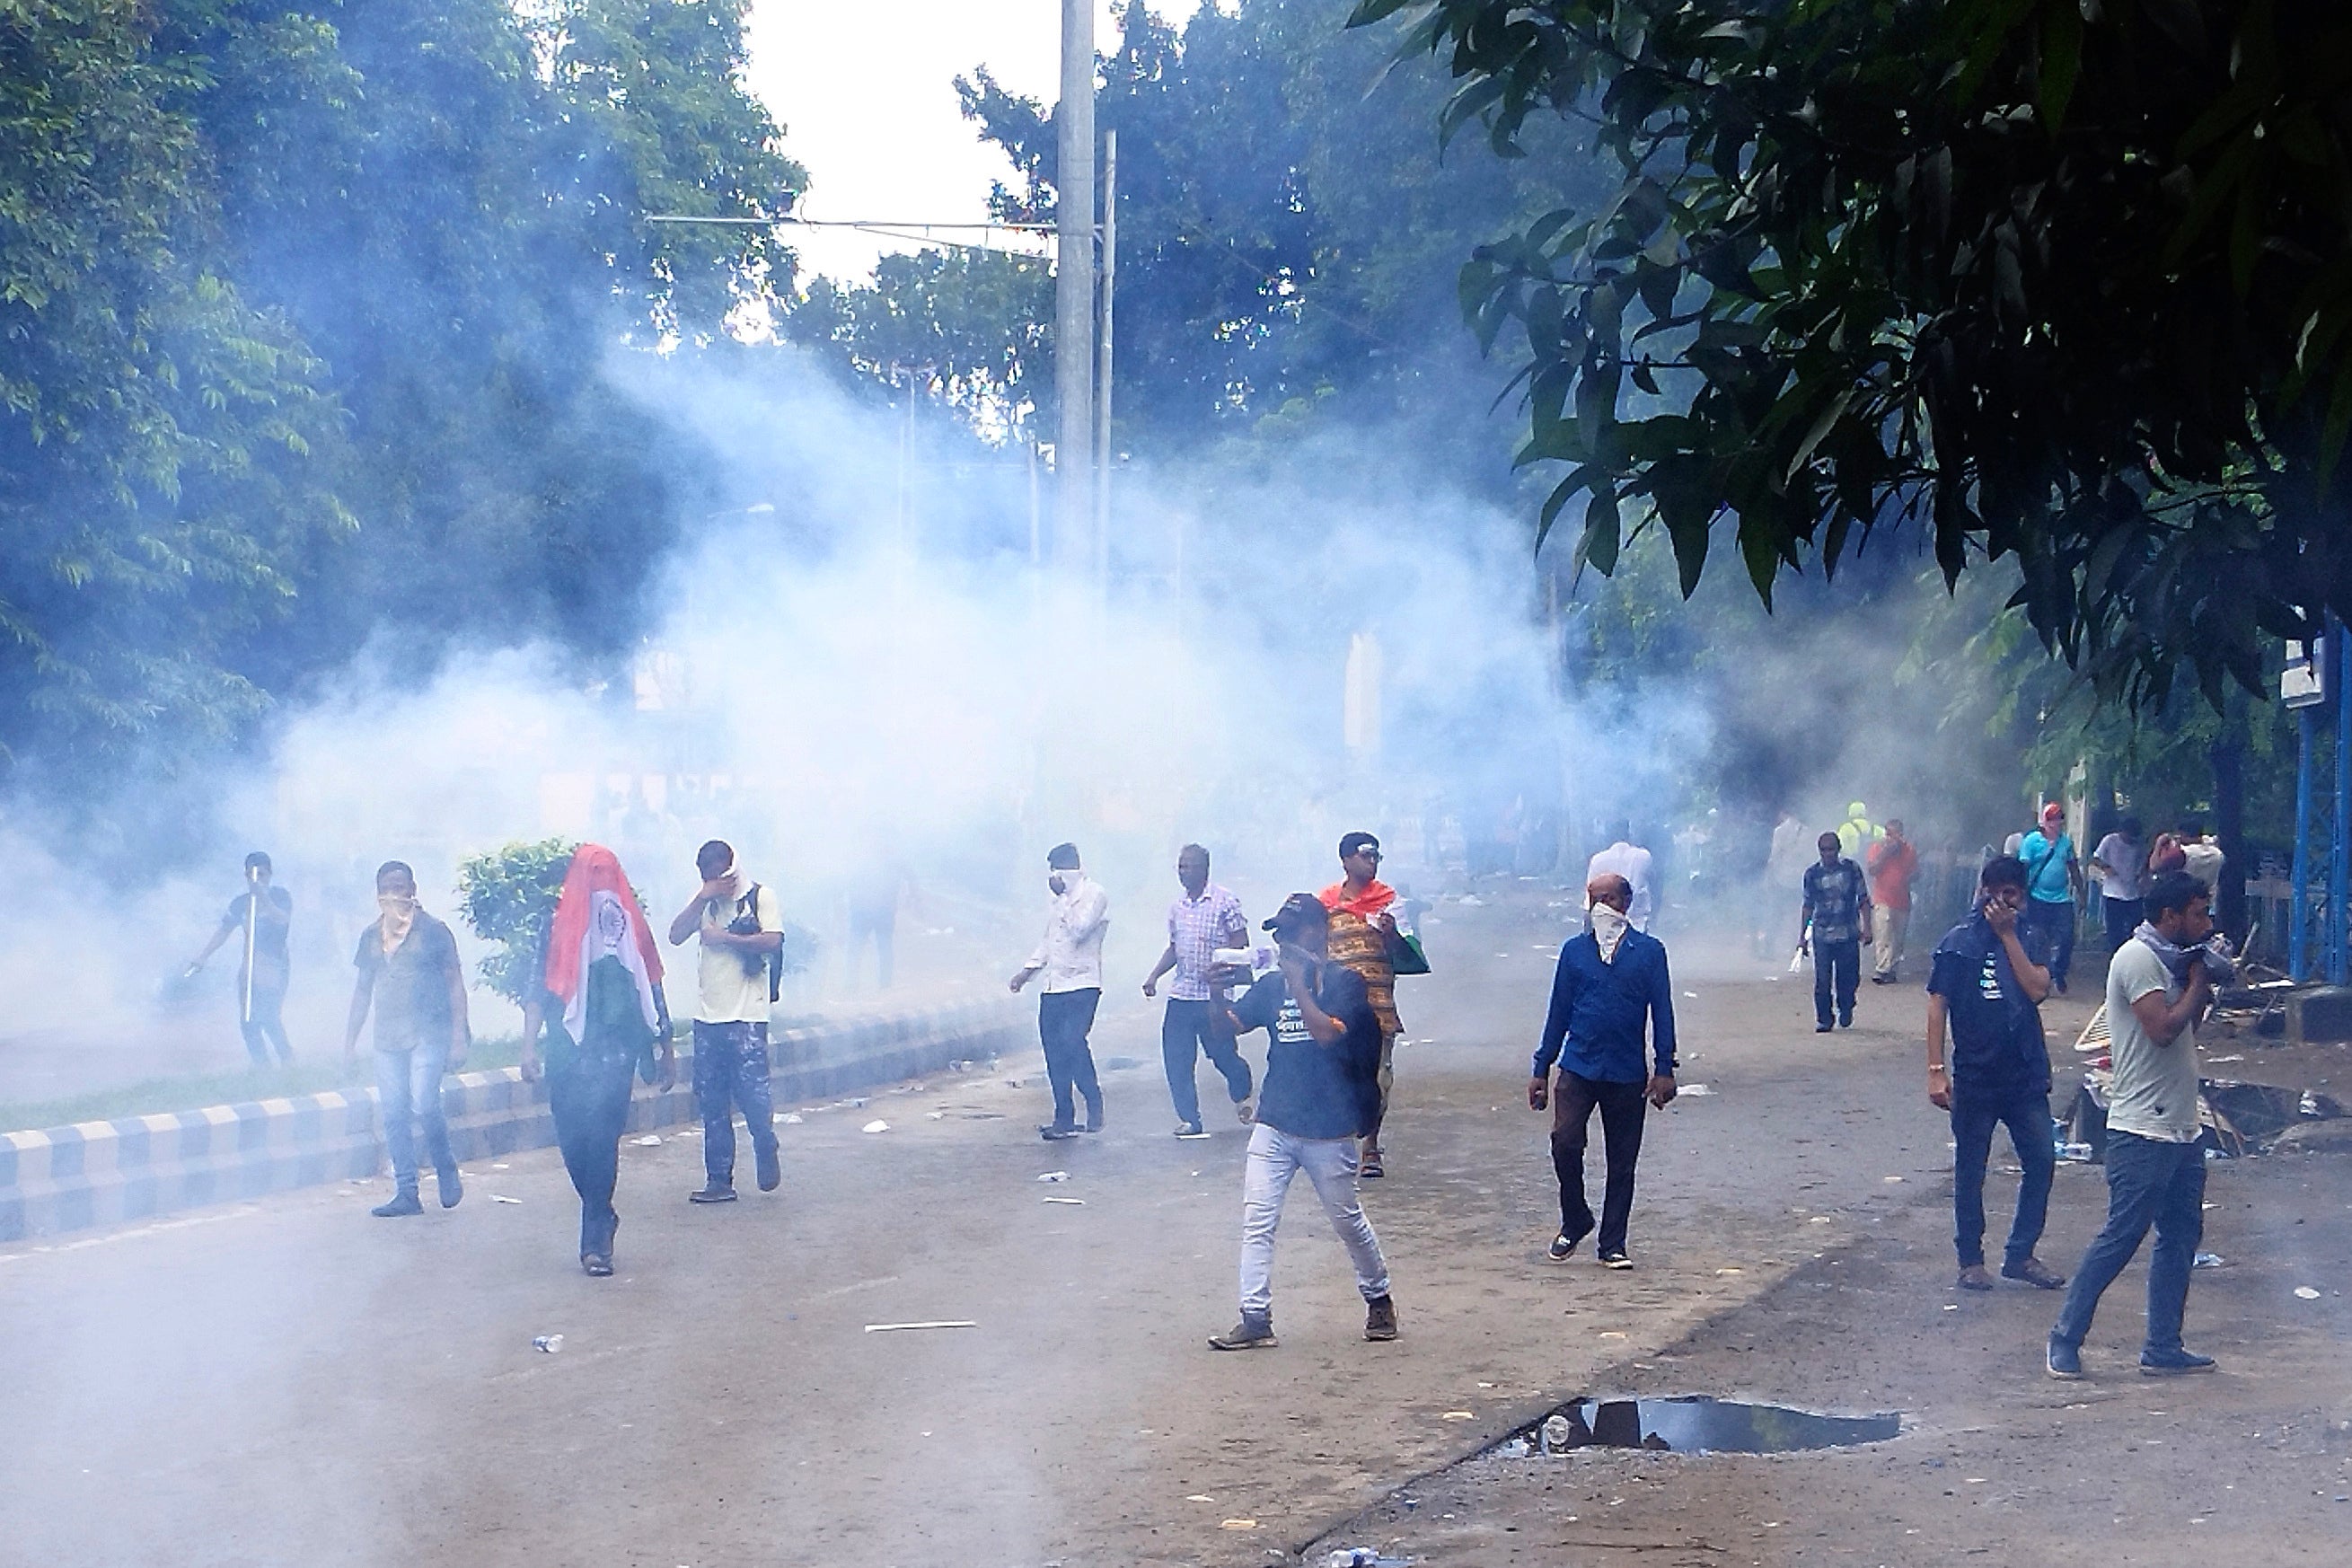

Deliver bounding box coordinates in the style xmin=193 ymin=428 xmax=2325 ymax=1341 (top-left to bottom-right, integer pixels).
xmin=0 ymin=998 xmax=1021 ymax=1243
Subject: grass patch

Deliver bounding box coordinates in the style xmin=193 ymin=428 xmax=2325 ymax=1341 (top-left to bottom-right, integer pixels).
xmin=0 ymin=1035 xmax=526 ymax=1134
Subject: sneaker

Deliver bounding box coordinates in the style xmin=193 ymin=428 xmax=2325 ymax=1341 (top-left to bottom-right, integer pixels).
xmin=1174 ymin=1121 xmax=1208 ymax=1139
xmin=1870 ymin=973 xmax=1895 ymax=985
xmin=1837 ymin=1010 xmax=1854 ymax=1028
xmin=371 ymin=1192 xmax=423 ymax=1218
xmin=2002 ymin=1256 xmax=2067 ymax=1291
xmin=688 ymin=1185 xmax=739 ymax=1204
xmin=1038 ymin=1123 xmax=1080 ymax=1141
xmin=1546 ymin=1230 xmax=1587 ymax=1264
xmin=1364 ymin=1295 xmax=1399 ymax=1341
xmin=1815 ymin=1023 xmax=1834 ymax=1034
xmin=436 ymin=1167 xmax=463 ymax=1210
xmin=755 ymin=1141 xmax=781 ymax=1193
xmin=2140 ymin=1348 xmax=2217 ymax=1377
xmin=1209 ymin=1315 xmax=1278 ymax=1351
xmin=2046 ymin=1335 xmax=2083 ymax=1380
xmin=581 ymin=1252 xmax=614 ymax=1277
xmin=1957 ymin=1264 xmax=1996 ymax=1291
xmin=1598 ymin=1250 xmax=1634 ymax=1270
xmin=1234 ymin=1095 xmax=1257 ymax=1126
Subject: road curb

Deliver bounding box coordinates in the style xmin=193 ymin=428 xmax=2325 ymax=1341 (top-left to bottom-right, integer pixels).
xmin=0 ymin=999 xmax=1020 ymax=1243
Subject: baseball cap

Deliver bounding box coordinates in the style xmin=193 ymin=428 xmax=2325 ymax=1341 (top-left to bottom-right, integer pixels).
xmin=1338 ymin=832 xmax=1381 ymax=860
xmin=1264 ymin=893 xmax=1329 ymax=933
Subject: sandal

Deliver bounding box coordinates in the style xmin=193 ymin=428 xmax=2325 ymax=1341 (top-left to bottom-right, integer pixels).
xmin=1359 ymin=1150 xmax=1386 ymax=1179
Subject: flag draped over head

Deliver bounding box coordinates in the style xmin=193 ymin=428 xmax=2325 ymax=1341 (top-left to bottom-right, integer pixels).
xmin=544 ymin=844 xmax=665 ymax=1044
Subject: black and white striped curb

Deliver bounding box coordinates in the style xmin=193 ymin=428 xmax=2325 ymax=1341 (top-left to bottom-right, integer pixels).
xmin=0 ymin=1000 xmax=1022 ymax=1243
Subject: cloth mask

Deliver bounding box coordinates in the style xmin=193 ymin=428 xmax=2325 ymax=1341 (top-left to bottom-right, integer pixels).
xmin=1589 ymin=902 xmax=1633 ymax=964
xmin=377 ymin=893 xmax=418 ymax=953
xmin=2134 ymin=921 xmax=2236 ymax=986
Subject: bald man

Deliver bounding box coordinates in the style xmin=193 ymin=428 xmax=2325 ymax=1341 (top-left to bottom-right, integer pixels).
xmin=1528 ymin=874 xmax=1679 ymax=1269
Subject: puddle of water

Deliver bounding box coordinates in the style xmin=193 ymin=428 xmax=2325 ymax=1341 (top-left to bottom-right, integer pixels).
xmin=1488 ymin=1396 xmax=1900 ymax=1458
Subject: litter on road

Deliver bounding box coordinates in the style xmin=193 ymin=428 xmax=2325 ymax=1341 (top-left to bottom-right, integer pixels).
xmin=1679 ymin=1083 xmax=1713 ymax=1097
xmin=862 ymin=1320 xmax=978 ymax=1333
xmin=861 ymin=1120 xmax=890 ymax=1133
xmin=2194 ymin=1253 xmax=2225 ymax=1269
xmin=778 ymin=1112 xmax=803 ymax=1123
xmin=1037 ymin=1171 xmax=1070 ymax=1182
xmin=1219 ymin=1519 xmax=1258 ymax=1530
xmin=532 ymin=1335 xmax=562 ymax=1353
xmin=1044 ymin=1196 xmax=1085 ymax=1205
xmin=632 ymin=1135 xmax=661 ymax=1147
xmin=492 ymin=1195 xmax=523 ymax=1205
xmin=2295 ymin=1286 xmax=2322 ymax=1300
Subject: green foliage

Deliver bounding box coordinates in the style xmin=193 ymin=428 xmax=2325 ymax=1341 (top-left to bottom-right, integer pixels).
xmin=792 ymin=249 xmax=1055 ymax=433
xmin=1366 ymin=0 xmax=2352 ymax=710
xmin=454 ymin=838 xmax=578 ymax=1006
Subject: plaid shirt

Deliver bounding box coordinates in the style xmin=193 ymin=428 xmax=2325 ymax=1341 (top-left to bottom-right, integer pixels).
xmin=1167 ymin=885 xmax=1247 ymax=1000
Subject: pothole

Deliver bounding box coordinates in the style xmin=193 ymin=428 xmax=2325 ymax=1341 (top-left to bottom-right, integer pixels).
xmin=1484 ymin=1396 xmax=1902 ymax=1458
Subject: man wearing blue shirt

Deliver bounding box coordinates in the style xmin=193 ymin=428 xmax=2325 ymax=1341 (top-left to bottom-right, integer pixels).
xmin=2018 ymin=802 xmax=2085 ymax=994
xmin=1925 ymin=856 xmax=2067 ymax=1293
xmin=1528 ymin=873 xmax=1678 ymax=1269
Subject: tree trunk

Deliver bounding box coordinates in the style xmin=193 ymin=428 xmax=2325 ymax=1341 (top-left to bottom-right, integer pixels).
xmin=2211 ymin=691 xmax=2250 ymax=940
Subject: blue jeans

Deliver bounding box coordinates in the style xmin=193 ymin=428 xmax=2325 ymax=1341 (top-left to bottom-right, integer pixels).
xmin=1038 ymin=989 xmax=1103 ymax=1129
xmin=1238 ymin=1123 xmax=1388 ymax=1317
xmin=2025 ymin=897 xmax=2076 ymax=988
xmin=2051 ymin=1130 xmax=2206 ymax=1355
xmin=1950 ymin=1082 xmax=2055 ymax=1268
xmin=375 ymin=1043 xmax=454 ymax=1194
xmin=1161 ymin=999 xmax=1253 ymax=1126
xmin=692 ymin=1020 xmax=778 ymax=1187
xmin=2101 ymin=894 xmax=2142 ymax=949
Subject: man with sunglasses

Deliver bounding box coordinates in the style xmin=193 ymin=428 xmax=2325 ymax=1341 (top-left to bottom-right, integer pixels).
xmin=1320 ymin=832 xmax=1403 ymax=1177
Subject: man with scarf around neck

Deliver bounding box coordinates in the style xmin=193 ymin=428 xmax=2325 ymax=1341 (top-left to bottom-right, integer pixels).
xmin=1208 ymin=894 xmax=1396 ymax=1349
xmin=1319 ymin=832 xmax=1403 ymax=1177
xmin=346 ymin=861 xmax=471 ymax=1218
xmin=1010 ymin=842 xmax=1109 ymax=1141
xmin=667 ymin=839 xmax=784 ymax=1203
xmin=1924 ymin=856 xmax=2067 ymax=1294
xmin=2048 ymin=871 xmax=2228 ymax=1379
xmin=1528 ymin=874 xmax=1678 ymax=1269
xmin=521 ymin=845 xmax=676 ymax=1276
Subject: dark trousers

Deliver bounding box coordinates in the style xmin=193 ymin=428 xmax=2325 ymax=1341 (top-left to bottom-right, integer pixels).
xmin=692 ymin=1020 xmax=778 ymax=1187
xmin=1550 ymin=1069 xmax=1647 ymax=1255
xmin=2052 ymin=1130 xmax=2207 ymax=1355
xmin=1813 ymin=938 xmax=1860 ymax=1026
xmin=2025 ymin=897 xmax=2076 ymax=987
xmin=847 ymin=910 xmax=894 ymax=988
xmin=1161 ymin=999 xmax=1252 ymax=1126
xmin=549 ymin=1053 xmax=637 ymax=1257
xmin=2101 ymin=895 xmax=2142 ymax=949
xmin=1950 ymin=1082 xmax=2056 ymax=1268
xmin=1038 ymin=988 xmax=1103 ymax=1129
xmin=241 ymin=983 xmax=293 ymax=1065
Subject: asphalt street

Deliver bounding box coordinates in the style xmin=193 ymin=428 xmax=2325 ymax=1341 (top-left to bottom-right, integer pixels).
xmin=5 ymin=893 xmax=2342 ymax=1566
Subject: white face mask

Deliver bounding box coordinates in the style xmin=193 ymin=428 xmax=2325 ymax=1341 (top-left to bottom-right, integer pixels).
xmin=1588 ymin=901 xmax=1632 ymax=962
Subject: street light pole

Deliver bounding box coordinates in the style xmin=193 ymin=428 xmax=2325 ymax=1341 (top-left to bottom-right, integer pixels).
xmin=1094 ymin=128 xmax=1117 ymax=603
xmin=1054 ymin=0 xmax=1097 ymax=580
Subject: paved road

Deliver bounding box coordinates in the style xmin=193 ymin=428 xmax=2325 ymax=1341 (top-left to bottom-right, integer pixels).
xmin=0 ymin=896 xmax=2131 ymax=1566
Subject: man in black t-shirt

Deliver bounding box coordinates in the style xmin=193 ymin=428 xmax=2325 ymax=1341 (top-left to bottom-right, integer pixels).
xmin=345 ymin=861 xmax=471 ymax=1218
xmin=1207 ymin=894 xmax=1396 ymax=1351
xmin=1925 ymin=856 xmax=2067 ymax=1293
xmin=188 ymin=851 xmax=295 ymax=1065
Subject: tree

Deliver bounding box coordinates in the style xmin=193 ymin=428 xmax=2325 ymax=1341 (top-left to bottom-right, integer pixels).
xmin=1361 ymin=0 xmax=2352 ymax=708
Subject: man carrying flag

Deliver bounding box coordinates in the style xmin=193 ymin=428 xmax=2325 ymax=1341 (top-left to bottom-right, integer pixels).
xmin=522 ymin=845 xmax=676 ymax=1276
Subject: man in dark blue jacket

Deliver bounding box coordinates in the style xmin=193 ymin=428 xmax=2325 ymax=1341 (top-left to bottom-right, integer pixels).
xmin=1528 ymin=873 xmax=1679 ymax=1269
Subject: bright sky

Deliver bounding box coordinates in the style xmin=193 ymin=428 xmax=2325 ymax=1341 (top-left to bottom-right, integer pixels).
xmin=742 ymin=1 xmax=1201 ymax=285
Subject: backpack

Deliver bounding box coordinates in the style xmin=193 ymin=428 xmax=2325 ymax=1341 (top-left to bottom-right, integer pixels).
xmin=726 ymin=883 xmax=784 ymax=1003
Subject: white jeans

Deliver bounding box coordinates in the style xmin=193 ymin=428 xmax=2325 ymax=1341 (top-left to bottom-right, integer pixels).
xmin=1238 ymin=1122 xmax=1390 ymax=1317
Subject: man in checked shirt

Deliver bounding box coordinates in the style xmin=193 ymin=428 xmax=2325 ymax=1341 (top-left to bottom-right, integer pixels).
xmin=1142 ymin=843 xmax=1256 ymax=1137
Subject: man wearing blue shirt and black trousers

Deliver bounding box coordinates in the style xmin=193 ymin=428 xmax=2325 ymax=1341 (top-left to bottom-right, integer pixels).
xmin=1528 ymin=873 xmax=1678 ymax=1270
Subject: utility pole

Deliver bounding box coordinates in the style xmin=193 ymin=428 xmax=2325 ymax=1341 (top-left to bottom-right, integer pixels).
xmin=1094 ymin=128 xmax=1117 ymax=603
xmin=1053 ymin=0 xmax=1097 ymax=580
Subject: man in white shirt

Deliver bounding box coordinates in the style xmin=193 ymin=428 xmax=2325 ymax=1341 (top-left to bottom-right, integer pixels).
xmin=2176 ymin=820 xmax=2225 ymax=894
xmin=1011 ymin=841 xmax=1110 ymax=1141
xmin=667 ymin=839 xmax=784 ymax=1203
xmin=1585 ymin=822 xmax=1656 ymax=930
xmin=2048 ymin=872 xmax=2221 ymax=1379
xmin=2089 ymin=816 xmax=2146 ymax=949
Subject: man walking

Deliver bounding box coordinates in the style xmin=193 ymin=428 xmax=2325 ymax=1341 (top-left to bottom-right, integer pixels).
xmin=1585 ymin=822 xmax=1657 ymax=930
xmin=1320 ymin=832 xmax=1403 ymax=1177
xmin=345 ymin=861 xmax=470 ymax=1218
xmin=667 ymin=839 xmax=783 ymax=1203
xmin=1925 ymin=856 xmax=2067 ymax=1293
xmin=2018 ymin=802 xmax=2084 ymax=993
xmin=1141 ymin=844 xmax=1254 ymax=1137
xmin=1801 ymin=832 xmax=1873 ymax=1032
xmin=1528 ymin=873 xmax=1678 ymax=1269
xmin=1208 ymin=894 xmax=1396 ymax=1349
xmin=1010 ymin=842 xmax=1109 ymax=1141
xmin=2048 ymin=872 xmax=2226 ymax=1379
xmin=1866 ymin=819 xmax=1919 ymax=984
xmin=189 ymin=850 xmax=295 ymax=1065
xmin=2090 ymin=816 xmax=2148 ymax=949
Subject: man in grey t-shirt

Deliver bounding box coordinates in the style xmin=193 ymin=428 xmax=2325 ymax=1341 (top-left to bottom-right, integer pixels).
xmin=2047 ymin=872 xmax=2218 ymax=1379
